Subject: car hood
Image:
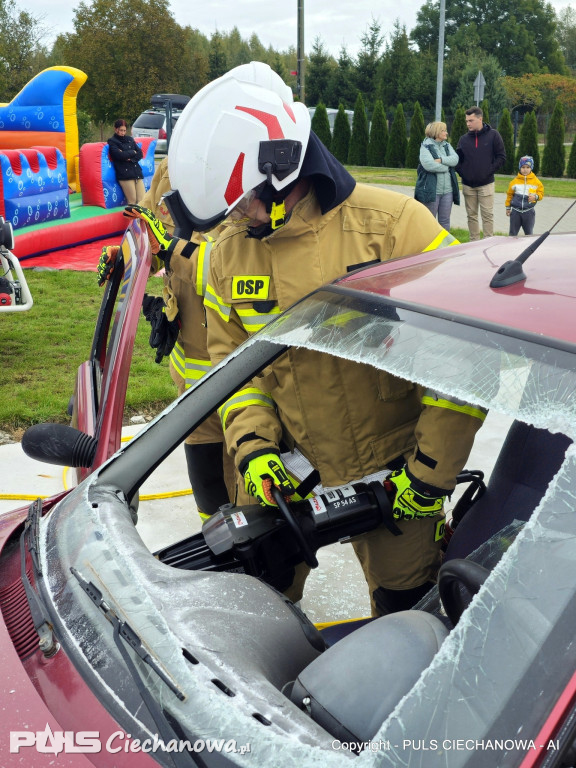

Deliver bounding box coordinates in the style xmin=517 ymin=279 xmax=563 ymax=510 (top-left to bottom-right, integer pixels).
xmin=340 ymin=234 xmax=576 ymax=345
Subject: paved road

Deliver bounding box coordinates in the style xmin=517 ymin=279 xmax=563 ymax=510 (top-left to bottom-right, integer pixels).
xmin=377 ymin=184 xmax=576 ymax=235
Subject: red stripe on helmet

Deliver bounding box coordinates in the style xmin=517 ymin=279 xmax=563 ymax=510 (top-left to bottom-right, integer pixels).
xmin=225 ymin=152 xmax=245 ymax=206
xmin=283 ymin=102 xmax=296 ymax=123
xmin=235 ymin=106 xmax=285 ymax=139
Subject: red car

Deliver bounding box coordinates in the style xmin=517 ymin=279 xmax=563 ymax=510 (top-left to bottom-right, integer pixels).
xmin=1 ymin=228 xmax=575 ymax=767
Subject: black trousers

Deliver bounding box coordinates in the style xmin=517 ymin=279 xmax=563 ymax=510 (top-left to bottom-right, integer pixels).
xmin=509 ymin=208 xmax=535 ymax=236
xmin=184 ymin=442 xmax=230 ymax=516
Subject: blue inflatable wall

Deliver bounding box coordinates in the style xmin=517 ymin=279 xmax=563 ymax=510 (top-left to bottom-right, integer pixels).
xmin=0 ymin=147 xmax=69 ymax=229
xmin=79 ymin=138 xmax=156 ymax=209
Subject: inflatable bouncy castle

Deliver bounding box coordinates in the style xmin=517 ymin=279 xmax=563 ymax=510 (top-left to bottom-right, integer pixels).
xmin=0 ymin=66 xmax=86 ymax=189
xmin=0 ymin=147 xmax=69 ymax=230
xmin=12 ymin=137 xmax=157 ymax=261
xmin=80 ymin=138 xmax=157 ymax=208
xmin=0 ymin=66 xmax=158 ymax=262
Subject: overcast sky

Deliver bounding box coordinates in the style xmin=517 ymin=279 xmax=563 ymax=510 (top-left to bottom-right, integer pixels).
xmin=25 ymin=0 xmax=574 ymax=58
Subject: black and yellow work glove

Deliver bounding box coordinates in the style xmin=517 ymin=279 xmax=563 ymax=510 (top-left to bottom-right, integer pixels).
xmin=242 ymin=450 xmax=296 ymax=507
xmin=142 ymin=293 xmax=180 ymax=364
xmin=388 ymin=468 xmax=445 ymax=521
xmin=124 ymin=205 xmax=176 ymax=267
xmin=97 ymin=245 xmax=120 ymax=286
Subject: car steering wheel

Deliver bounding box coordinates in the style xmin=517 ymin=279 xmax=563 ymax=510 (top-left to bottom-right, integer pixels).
xmin=437 ymin=559 xmax=490 ymax=625
xmin=271 ymin=486 xmax=319 ymax=568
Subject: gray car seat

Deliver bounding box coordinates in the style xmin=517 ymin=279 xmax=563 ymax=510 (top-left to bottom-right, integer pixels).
xmin=290 ymin=610 xmax=448 ymax=745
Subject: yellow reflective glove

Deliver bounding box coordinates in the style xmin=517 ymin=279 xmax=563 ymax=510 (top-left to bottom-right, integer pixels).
xmin=97 ymin=245 xmax=119 ymax=286
xmin=243 ymin=451 xmax=296 ymax=507
xmin=389 ymin=468 xmax=445 ymax=520
xmin=123 ymin=205 xmax=176 ymax=257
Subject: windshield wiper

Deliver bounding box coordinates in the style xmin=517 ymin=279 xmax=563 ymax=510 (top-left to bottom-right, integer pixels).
xmin=71 ymin=567 xmax=201 ymax=768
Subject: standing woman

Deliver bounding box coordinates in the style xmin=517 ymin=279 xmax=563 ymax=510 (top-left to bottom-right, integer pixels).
xmin=415 ymin=122 xmax=460 ymax=231
xmin=108 ymin=119 xmax=145 ymax=205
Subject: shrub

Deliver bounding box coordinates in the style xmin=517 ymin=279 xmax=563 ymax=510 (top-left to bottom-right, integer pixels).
xmin=348 ymin=92 xmax=369 ymax=166
xmin=497 ymin=108 xmax=515 ymax=175
xmin=566 ymin=135 xmax=576 ymax=179
xmin=385 ymin=103 xmax=407 ymax=168
xmin=541 ymin=100 xmax=565 ymax=178
xmin=515 ymin=111 xmax=540 ymax=175
xmin=367 ymin=99 xmax=388 ymax=166
xmin=332 ymin=104 xmax=351 ymax=164
xmin=450 ymin=107 xmax=467 ymax=150
xmin=405 ymin=101 xmax=425 ymax=169
xmin=311 ymin=101 xmax=332 ymax=151
xmin=77 ymin=109 xmax=96 ymax=146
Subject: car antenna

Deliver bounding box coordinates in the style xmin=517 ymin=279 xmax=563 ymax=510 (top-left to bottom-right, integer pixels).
xmin=490 ymin=199 xmax=576 ymax=288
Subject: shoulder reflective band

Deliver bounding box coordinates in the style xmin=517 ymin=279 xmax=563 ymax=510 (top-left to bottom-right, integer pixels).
xmin=232 ymin=275 xmax=271 ymax=299
xmin=195 ymin=238 xmax=214 ymax=297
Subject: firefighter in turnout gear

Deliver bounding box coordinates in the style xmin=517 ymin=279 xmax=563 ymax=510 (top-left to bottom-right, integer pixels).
xmin=98 ymin=65 xmax=297 ymax=521
xmin=167 ymin=63 xmax=487 ymax=614
xmin=98 ymin=157 xmax=232 ymax=521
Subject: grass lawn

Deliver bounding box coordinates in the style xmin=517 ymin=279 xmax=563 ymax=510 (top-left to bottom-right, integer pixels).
xmin=0 ymin=164 xmax=570 ymax=435
xmin=1 ymin=270 xmax=173 ymax=437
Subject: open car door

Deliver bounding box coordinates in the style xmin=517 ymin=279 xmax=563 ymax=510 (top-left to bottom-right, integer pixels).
xmin=22 ymin=221 xmax=152 ymax=483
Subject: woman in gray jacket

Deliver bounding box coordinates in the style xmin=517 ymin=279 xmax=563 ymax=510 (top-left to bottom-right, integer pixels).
xmin=414 ymin=122 xmax=460 ymax=231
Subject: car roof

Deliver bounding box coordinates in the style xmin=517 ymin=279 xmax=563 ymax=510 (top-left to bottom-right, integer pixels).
xmin=338 ymin=233 xmax=576 ymax=347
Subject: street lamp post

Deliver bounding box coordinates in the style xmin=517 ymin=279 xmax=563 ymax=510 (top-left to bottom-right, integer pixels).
xmin=297 ymin=0 xmax=305 ymax=103
xmin=434 ymin=0 xmax=445 ymax=121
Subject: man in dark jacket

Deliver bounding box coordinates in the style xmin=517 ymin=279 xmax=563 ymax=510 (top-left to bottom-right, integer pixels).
xmin=456 ymin=106 xmax=506 ymax=240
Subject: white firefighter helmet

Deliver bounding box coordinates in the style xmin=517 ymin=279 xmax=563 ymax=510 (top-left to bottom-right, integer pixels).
xmin=221 ymin=60 xmax=294 ymax=103
xmin=168 ymin=63 xmax=310 ymax=231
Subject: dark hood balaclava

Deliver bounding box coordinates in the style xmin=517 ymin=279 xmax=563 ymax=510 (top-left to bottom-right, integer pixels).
xmin=247 ymin=131 xmax=356 ymax=238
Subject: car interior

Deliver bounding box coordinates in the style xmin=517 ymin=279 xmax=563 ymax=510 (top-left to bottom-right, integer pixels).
xmin=281 ymin=417 xmax=573 ymax=746
xmin=124 ymin=407 xmax=571 ymax=752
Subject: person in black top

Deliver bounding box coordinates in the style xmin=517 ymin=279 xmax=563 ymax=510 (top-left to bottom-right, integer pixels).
xmin=456 ymin=106 xmax=506 ymax=241
xmin=107 ymin=119 xmax=145 ymax=204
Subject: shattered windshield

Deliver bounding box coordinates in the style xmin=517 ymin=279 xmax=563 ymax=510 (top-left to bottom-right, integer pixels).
xmin=39 ymin=287 xmax=576 ymax=767
xmin=260 ymin=288 xmax=576 ymax=435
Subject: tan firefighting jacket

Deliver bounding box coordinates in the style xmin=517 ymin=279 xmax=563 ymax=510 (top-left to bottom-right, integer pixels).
xmin=205 ymin=183 xmax=486 ymax=491
xmin=140 ymin=157 xmax=223 ymax=444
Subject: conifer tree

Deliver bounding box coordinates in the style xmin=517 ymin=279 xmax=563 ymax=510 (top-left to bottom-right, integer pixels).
xmin=385 ymin=103 xmax=407 ymax=168
xmin=515 ymin=111 xmax=540 ymax=175
xmin=541 ymin=100 xmax=565 ymax=178
xmin=367 ymin=99 xmax=388 ymax=166
xmin=480 ymin=99 xmax=490 ymax=125
xmin=348 ymin=92 xmax=369 ymax=166
xmin=332 ymin=104 xmax=351 ymax=164
xmin=450 ymin=107 xmax=467 ymax=151
xmin=566 ymin=135 xmax=576 ymax=179
xmin=311 ymin=101 xmax=332 ymax=151
xmin=405 ymin=101 xmax=425 ymax=168
xmin=498 ymin=108 xmax=515 ymax=175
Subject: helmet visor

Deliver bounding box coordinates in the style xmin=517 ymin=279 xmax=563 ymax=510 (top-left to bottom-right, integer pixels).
xmin=227 ymin=182 xmax=266 ymax=223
